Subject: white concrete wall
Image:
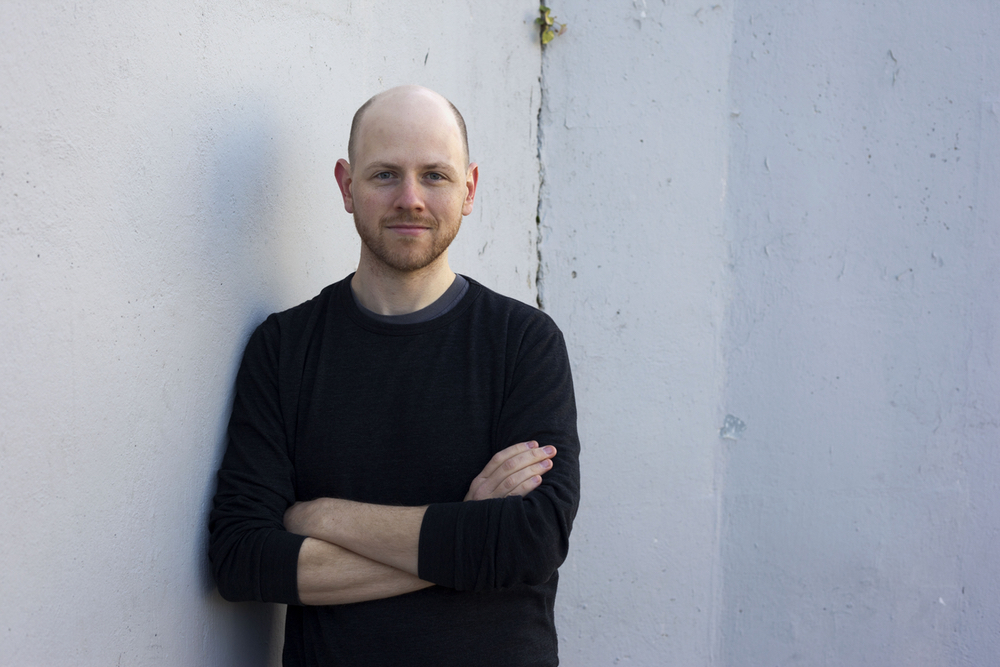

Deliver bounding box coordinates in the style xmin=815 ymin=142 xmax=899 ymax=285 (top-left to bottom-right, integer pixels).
xmin=0 ymin=2 xmax=540 ymax=664
xmin=540 ymin=2 xmax=735 ymax=663
xmin=717 ymin=2 xmax=1000 ymax=664
xmin=5 ymin=0 xmax=999 ymax=664
xmin=542 ymin=0 xmax=999 ymax=665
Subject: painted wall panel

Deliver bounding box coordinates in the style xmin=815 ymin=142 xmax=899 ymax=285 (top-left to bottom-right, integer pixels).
xmin=718 ymin=2 xmax=1000 ymax=664
xmin=539 ymin=2 xmax=734 ymax=664
xmin=0 ymin=2 xmax=540 ymax=664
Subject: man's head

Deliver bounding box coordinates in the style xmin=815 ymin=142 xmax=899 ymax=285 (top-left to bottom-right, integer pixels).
xmin=348 ymin=88 xmax=470 ymax=167
xmin=335 ymin=86 xmax=478 ymax=275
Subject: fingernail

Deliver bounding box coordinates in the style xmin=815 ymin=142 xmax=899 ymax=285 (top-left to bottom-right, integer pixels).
xmin=543 ymin=446 xmax=555 ymax=455
xmin=541 ymin=459 xmax=552 ymax=469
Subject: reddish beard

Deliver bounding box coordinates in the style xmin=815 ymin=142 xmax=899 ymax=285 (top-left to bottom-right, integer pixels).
xmin=354 ymin=211 xmax=461 ymax=273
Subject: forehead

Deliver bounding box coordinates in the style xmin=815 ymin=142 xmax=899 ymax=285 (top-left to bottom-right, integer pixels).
xmin=354 ymin=92 xmax=465 ymax=168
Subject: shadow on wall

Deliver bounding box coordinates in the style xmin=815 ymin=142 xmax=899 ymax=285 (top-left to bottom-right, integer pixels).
xmin=203 ymin=99 xmax=285 ymax=329
xmin=196 ymin=99 xmax=289 ymax=667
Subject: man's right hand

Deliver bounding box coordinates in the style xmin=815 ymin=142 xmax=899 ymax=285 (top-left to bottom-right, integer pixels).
xmin=464 ymin=441 xmax=556 ymax=501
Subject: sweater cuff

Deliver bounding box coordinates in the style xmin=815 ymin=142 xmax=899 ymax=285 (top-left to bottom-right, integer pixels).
xmin=260 ymin=529 xmax=308 ymax=605
xmin=418 ymin=502 xmax=461 ymax=588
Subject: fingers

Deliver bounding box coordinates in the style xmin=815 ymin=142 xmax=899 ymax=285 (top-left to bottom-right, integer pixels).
xmin=465 ymin=441 xmax=557 ymax=501
xmin=477 ymin=440 xmax=540 ymax=480
xmin=496 ymin=457 xmax=553 ymax=497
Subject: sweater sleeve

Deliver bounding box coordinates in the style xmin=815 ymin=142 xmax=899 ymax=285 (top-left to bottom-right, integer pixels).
xmin=417 ymin=314 xmax=581 ymax=591
xmin=208 ymin=318 xmax=306 ymax=604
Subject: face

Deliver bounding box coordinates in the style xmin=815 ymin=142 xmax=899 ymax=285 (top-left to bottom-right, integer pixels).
xmin=336 ymin=88 xmax=478 ymax=275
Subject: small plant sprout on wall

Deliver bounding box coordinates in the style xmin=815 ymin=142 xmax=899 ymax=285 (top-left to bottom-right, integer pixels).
xmin=536 ymin=4 xmax=567 ymax=45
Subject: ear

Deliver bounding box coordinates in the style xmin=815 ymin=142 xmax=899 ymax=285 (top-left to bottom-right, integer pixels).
xmin=335 ymin=158 xmax=355 ymax=214
xmin=462 ymin=162 xmax=479 ymax=216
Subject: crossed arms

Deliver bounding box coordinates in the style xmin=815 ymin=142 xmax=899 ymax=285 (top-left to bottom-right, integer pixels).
xmin=208 ymin=290 xmax=580 ymax=606
xmin=284 ymin=441 xmax=557 ymax=605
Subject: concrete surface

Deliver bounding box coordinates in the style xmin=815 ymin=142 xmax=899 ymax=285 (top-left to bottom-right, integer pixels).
xmin=2 ymin=0 xmax=998 ymax=665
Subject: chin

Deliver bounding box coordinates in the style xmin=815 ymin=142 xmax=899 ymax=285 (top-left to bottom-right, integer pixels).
xmin=368 ymin=243 xmax=447 ymax=273
xmin=357 ymin=223 xmax=460 ymax=274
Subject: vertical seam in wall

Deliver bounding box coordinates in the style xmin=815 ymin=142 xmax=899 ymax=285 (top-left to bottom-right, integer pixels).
xmin=711 ymin=9 xmax=739 ymax=664
xmin=535 ymin=49 xmax=547 ymax=311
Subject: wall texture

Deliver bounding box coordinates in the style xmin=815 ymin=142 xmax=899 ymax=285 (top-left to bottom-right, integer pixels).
xmin=717 ymin=2 xmax=1000 ymax=664
xmin=540 ymin=1 xmax=735 ymax=663
xmin=541 ymin=0 xmax=998 ymax=665
xmin=3 ymin=0 xmax=998 ymax=665
xmin=0 ymin=2 xmax=540 ymax=664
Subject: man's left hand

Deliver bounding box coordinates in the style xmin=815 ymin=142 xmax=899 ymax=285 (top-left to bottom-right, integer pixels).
xmin=464 ymin=440 xmax=556 ymax=501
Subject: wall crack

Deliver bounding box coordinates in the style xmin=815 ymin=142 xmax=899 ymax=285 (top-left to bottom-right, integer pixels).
xmin=535 ymin=61 xmax=547 ymax=311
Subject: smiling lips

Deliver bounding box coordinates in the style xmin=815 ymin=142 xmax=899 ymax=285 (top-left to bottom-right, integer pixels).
xmin=388 ymin=225 xmax=428 ymax=237
xmin=384 ymin=215 xmax=435 ymax=236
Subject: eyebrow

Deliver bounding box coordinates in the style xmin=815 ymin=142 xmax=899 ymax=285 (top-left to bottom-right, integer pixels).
xmin=364 ymin=161 xmax=459 ymax=175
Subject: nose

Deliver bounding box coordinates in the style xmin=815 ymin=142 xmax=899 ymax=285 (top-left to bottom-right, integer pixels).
xmin=395 ymin=174 xmax=425 ymax=212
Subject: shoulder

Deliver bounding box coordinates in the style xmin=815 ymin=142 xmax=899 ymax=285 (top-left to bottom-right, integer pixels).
xmin=245 ymin=276 xmax=349 ymax=355
xmin=465 ymin=277 xmax=560 ymax=331
xmin=462 ymin=278 xmax=566 ymax=357
xmin=260 ymin=277 xmax=347 ymax=333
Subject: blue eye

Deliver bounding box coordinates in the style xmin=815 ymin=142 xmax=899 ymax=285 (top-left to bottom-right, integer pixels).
xmin=375 ymin=172 xmax=393 ymax=180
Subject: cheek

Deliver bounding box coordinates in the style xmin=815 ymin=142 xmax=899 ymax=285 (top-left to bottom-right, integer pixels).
xmin=444 ymin=190 xmax=470 ymax=213
xmin=352 ymin=190 xmax=384 ymax=213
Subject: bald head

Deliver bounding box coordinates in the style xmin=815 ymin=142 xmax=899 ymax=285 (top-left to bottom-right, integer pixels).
xmin=347 ymin=85 xmax=469 ymax=167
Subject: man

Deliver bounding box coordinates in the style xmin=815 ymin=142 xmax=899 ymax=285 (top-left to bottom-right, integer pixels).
xmin=209 ymin=85 xmax=580 ymax=666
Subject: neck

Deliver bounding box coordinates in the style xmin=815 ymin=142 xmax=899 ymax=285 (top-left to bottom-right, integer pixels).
xmin=351 ymin=250 xmax=456 ymax=316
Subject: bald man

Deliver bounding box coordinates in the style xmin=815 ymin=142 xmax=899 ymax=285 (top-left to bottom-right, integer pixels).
xmin=209 ymin=86 xmax=580 ymax=666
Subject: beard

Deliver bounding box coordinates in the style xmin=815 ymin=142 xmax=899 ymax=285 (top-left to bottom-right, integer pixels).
xmin=354 ymin=211 xmax=461 ymax=273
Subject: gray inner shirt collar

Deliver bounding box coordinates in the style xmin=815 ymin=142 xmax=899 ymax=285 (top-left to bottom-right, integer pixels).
xmin=352 ymin=274 xmax=469 ymax=325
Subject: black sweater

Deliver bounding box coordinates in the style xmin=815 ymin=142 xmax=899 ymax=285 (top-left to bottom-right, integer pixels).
xmin=209 ymin=275 xmax=580 ymax=666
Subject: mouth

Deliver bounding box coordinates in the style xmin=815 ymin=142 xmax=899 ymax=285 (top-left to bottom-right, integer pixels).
xmin=384 ymin=216 xmax=434 ymax=236
xmin=386 ymin=224 xmax=431 ymax=237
